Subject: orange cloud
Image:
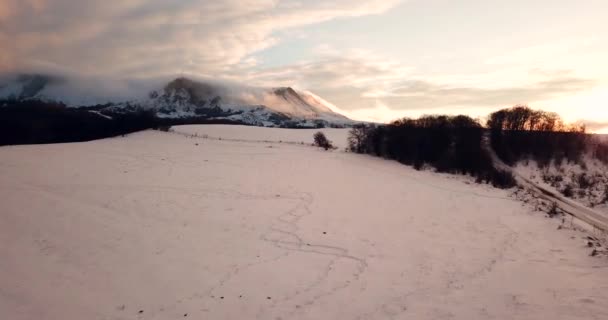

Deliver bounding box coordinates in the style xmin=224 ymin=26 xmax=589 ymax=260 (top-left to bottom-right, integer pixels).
xmin=0 ymin=0 xmax=47 ymax=20
xmin=0 ymin=1 xmax=15 ymax=22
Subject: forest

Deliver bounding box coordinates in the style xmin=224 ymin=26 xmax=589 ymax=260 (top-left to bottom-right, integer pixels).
xmin=348 ymin=105 xmax=607 ymax=188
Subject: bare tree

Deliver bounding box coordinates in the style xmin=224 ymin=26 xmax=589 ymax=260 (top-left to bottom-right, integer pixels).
xmin=348 ymin=124 xmax=372 ymax=153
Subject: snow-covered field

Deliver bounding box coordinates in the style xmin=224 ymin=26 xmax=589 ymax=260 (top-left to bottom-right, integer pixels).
xmin=1 ymin=125 xmax=608 ymax=320
xmin=174 ymin=124 xmax=350 ymax=150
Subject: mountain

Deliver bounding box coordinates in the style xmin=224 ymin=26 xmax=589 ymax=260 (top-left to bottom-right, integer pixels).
xmin=0 ymin=74 xmax=352 ymax=128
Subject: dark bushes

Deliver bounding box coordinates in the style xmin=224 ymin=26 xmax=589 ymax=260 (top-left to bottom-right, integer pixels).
xmin=154 ymin=125 xmax=172 ymax=132
xmin=490 ymin=130 xmax=588 ymax=166
xmin=0 ymin=100 xmax=159 ymax=145
xmin=548 ymin=202 xmax=560 ymax=217
xmin=313 ymin=131 xmax=334 ymax=150
xmin=562 ymin=184 xmax=575 ymax=198
xmin=589 ymin=136 xmax=608 ymax=165
xmin=0 ymin=100 xmax=262 ymax=146
xmin=348 ymin=115 xmax=516 ymax=188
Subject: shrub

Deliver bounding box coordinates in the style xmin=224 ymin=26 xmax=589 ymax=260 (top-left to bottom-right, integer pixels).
xmin=548 ymin=202 xmax=560 ymax=217
xmin=590 ymin=137 xmax=608 ymax=164
xmin=489 ymin=169 xmax=517 ymax=189
xmin=313 ymin=131 xmax=334 ymax=150
xmin=562 ymin=184 xmax=574 ymax=198
xmin=154 ymin=125 xmax=172 ymax=132
xmin=577 ymin=173 xmax=593 ymax=189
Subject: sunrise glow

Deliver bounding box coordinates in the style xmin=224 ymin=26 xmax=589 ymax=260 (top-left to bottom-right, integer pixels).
xmin=1 ymin=0 xmax=607 ymax=125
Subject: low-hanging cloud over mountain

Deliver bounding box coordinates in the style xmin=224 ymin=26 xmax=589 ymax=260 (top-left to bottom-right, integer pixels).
xmin=234 ymin=50 xmax=598 ymax=116
xmin=1 ymin=0 xmax=606 ymax=123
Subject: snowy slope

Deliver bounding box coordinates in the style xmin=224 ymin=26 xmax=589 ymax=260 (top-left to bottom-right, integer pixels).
xmin=1 ymin=125 xmax=608 ymax=320
xmin=514 ymin=157 xmax=608 ymax=215
xmin=497 ymin=134 xmax=608 ymax=216
xmin=142 ymin=77 xmax=351 ymax=124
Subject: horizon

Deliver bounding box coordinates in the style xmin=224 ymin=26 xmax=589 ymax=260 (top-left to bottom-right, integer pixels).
xmin=4 ymin=2 xmax=608 ymax=317
xmin=1 ymin=0 xmax=607 ymax=131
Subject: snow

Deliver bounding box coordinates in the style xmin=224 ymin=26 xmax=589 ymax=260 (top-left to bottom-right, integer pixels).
xmin=173 ymin=124 xmax=351 ymax=150
xmin=144 ymin=79 xmax=352 ymax=124
xmin=0 ymin=75 xmax=353 ymax=126
xmin=1 ymin=125 xmax=608 ymax=320
xmin=88 ymin=110 xmax=113 ymax=120
xmin=514 ymin=158 xmax=608 ymax=215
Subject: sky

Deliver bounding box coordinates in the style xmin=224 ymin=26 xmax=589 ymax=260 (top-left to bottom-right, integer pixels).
xmin=1 ymin=0 xmax=607 ymax=131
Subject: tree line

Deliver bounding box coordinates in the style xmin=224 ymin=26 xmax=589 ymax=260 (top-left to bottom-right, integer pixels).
xmin=347 ymin=105 xmax=608 ymax=188
xmin=0 ymin=100 xmax=164 ymax=145
xmin=347 ymin=114 xmax=516 ymax=188
xmin=0 ymin=100 xmax=258 ymax=146
xmin=488 ymin=105 xmax=593 ymax=166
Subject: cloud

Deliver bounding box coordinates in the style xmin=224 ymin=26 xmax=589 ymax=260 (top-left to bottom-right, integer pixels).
xmin=231 ymin=49 xmax=412 ymax=112
xmin=384 ymin=77 xmax=597 ymax=109
xmin=239 ymin=50 xmax=408 ymax=87
xmin=581 ymin=120 xmax=608 ymax=133
xmin=235 ymin=47 xmax=597 ymax=115
xmin=2 ymin=0 xmax=601 ymax=123
xmin=0 ymin=0 xmax=402 ymax=76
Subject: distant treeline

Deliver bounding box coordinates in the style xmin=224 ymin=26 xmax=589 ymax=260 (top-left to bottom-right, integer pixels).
xmin=488 ymin=106 xmax=583 ymax=166
xmin=347 ymin=115 xmax=517 ymax=188
xmin=0 ymin=101 xmax=158 ymax=145
xmin=488 ymin=106 xmax=607 ymax=166
xmin=348 ymin=105 xmax=608 ymax=188
xmin=0 ymin=100 xmax=246 ymax=146
xmin=0 ymin=99 xmax=349 ymax=146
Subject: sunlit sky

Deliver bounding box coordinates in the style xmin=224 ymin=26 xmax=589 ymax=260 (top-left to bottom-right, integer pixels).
xmin=1 ymin=0 xmax=607 ymax=131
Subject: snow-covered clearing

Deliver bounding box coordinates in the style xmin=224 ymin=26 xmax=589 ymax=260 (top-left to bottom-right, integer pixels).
xmin=1 ymin=125 xmax=608 ymax=320
xmin=173 ymin=125 xmax=350 ymax=150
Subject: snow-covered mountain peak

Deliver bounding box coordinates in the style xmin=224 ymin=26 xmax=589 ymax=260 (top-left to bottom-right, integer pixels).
xmin=1 ymin=74 xmax=353 ymax=127
xmin=145 ymin=77 xmax=350 ymax=122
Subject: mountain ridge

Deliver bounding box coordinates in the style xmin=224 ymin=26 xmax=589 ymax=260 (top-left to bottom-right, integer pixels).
xmin=0 ymin=74 xmax=352 ymax=128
